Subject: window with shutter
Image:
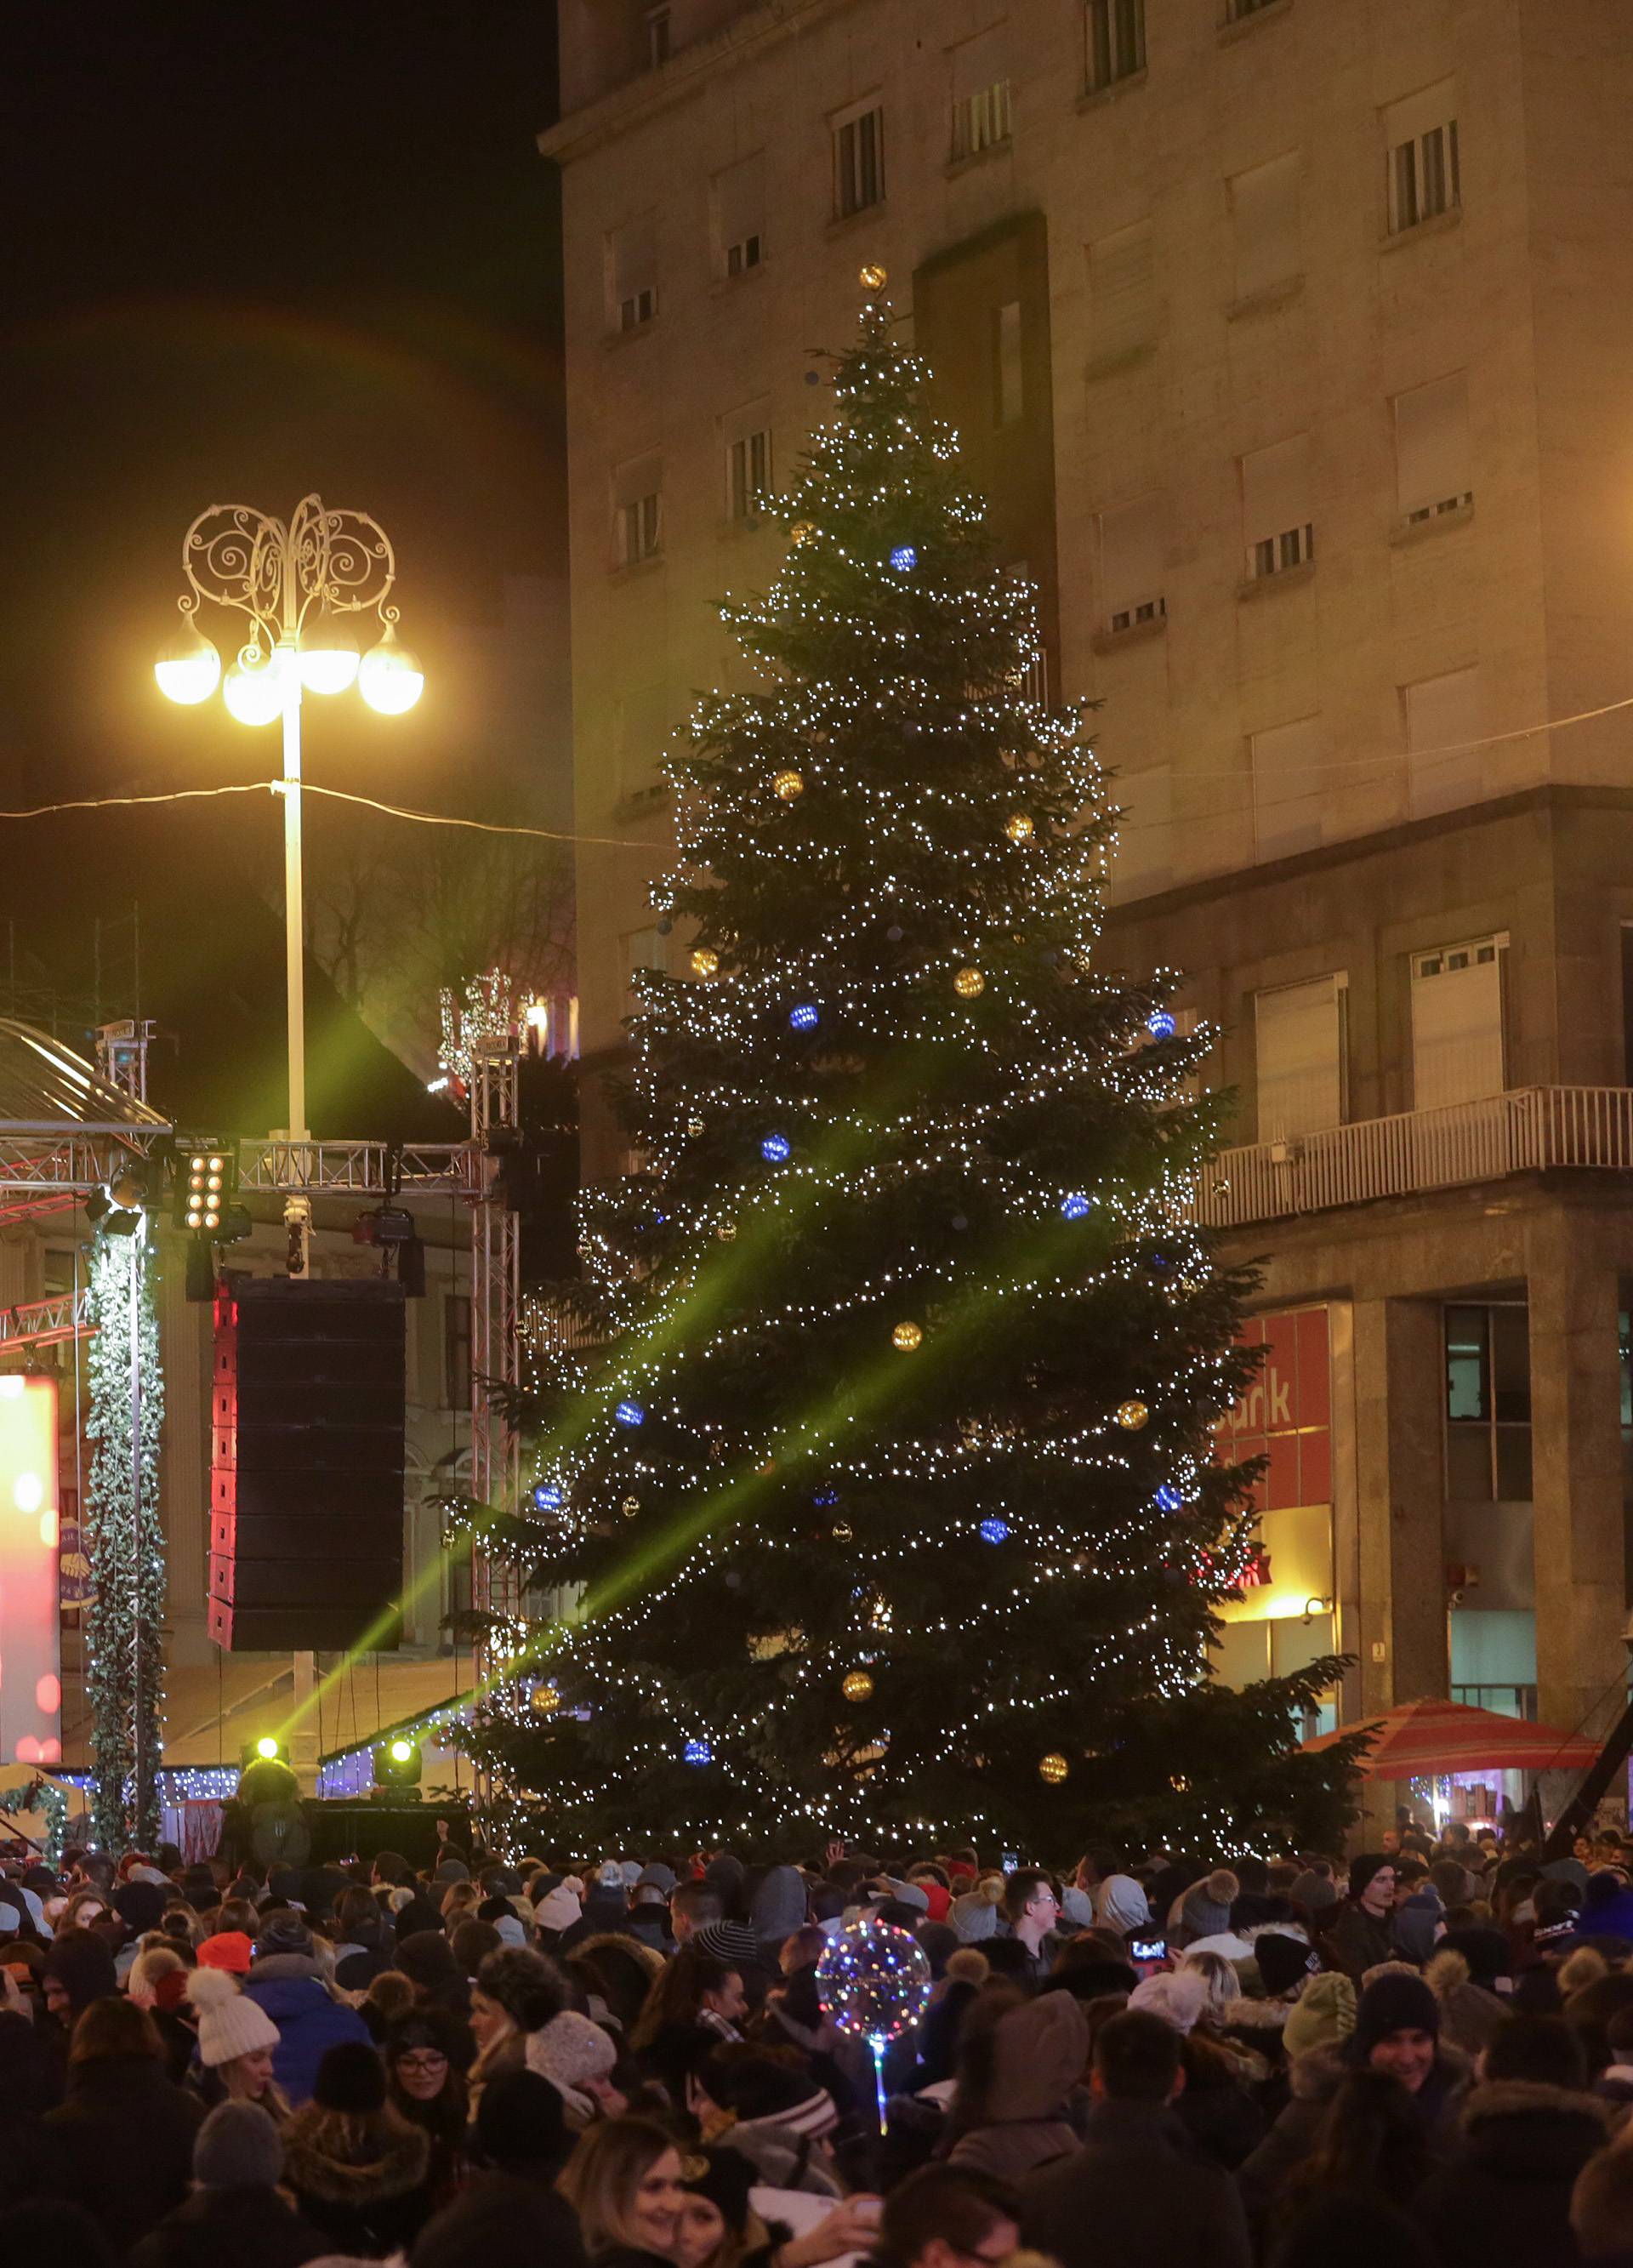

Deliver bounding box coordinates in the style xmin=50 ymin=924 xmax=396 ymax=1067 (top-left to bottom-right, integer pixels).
xmin=714 ymin=152 xmax=765 ymax=279
xmin=610 ymin=211 xmax=659 ymax=333
xmin=613 ymin=452 xmax=663 ymax=568
xmin=1251 ymin=714 xmax=1323 ymax=860
xmin=951 ymin=26 xmax=1010 ymax=160
xmin=723 ymin=402 xmax=772 ymax=521
xmin=1241 ymin=434 xmax=1312 ymax=579
xmin=1084 ymin=0 xmax=1146 ymax=91
xmin=1384 ymin=80 xmax=1459 ymax=234
xmin=1394 ymin=373 xmax=1471 ymax=523
xmin=1230 ymin=152 xmax=1300 ymax=303
xmin=1097 ymin=493 xmax=1166 ymax=632
xmin=1411 ymin=937 xmax=1505 ymax=1110
xmin=1087 ymin=219 xmax=1155 ymax=364
xmin=1403 ymin=664 xmax=1482 ymax=816
xmin=1255 ymin=976 xmax=1346 ymax=1141
xmin=833 ymin=99 xmax=885 ymax=218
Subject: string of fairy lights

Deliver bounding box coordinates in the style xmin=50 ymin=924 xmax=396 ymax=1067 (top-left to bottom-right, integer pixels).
xmin=452 ymin=279 xmax=1269 ymax=1849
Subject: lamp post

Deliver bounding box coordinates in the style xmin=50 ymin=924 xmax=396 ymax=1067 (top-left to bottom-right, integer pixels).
xmin=156 ymin=495 xmax=424 ymax=1274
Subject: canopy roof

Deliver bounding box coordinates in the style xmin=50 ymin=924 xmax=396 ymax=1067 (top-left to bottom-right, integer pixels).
xmin=1302 ymin=1695 xmax=1600 ymax=1777
xmin=0 ymin=1017 xmax=167 ymax=1130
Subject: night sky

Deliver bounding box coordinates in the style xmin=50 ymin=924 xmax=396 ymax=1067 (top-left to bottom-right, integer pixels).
xmin=1 ymin=3 xmax=566 ymax=1120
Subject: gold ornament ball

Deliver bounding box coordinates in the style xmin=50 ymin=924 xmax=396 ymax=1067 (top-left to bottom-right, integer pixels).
xmin=892 ymin=1320 xmax=923 ymax=1352
xmin=859 ymin=262 xmax=888 ymax=290
xmin=622 ymin=1496 xmax=640 ymax=1519
xmin=789 ymin=521 xmax=815 ymax=546
xmin=1169 ymin=1774 xmax=1190 ymax=1792
xmin=1038 ymin=1751 xmax=1070 ymax=1786
xmin=1114 ymin=1398 xmax=1150 ymax=1432
xmin=716 ymin=1222 xmax=737 ymax=1242
xmin=1005 ymin=812 xmax=1034 ymax=843
xmin=832 ymin=1519 xmax=853 ymax=1541
xmin=842 ymin=1670 xmax=874 ymax=1702
xmin=686 ymin=1117 xmax=705 ymax=1137
xmin=953 ymin=967 xmax=986 ymax=999
xmin=772 ymin=769 xmax=805 ymax=802
xmin=531 ymin=1684 xmax=560 ymax=1714
xmin=691 ymin=947 xmax=720 ymax=979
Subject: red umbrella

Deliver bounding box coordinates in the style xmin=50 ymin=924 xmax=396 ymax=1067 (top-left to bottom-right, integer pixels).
xmin=1301 ymin=1695 xmax=1600 ymax=1777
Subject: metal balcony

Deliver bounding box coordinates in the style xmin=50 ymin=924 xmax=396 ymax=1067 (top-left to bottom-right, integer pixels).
xmin=1198 ymin=1086 xmax=1633 ymax=1229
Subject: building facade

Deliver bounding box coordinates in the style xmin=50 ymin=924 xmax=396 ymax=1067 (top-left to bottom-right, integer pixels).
xmin=543 ymin=0 xmax=1633 ymax=1771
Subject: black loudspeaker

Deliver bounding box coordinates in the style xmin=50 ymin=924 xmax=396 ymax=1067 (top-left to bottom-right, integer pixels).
xmin=208 ymin=1278 xmax=406 ymax=1652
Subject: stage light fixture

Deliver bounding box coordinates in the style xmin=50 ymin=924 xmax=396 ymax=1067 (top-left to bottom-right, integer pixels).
xmin=174 ymin=1141 xmax=238 ymax=1237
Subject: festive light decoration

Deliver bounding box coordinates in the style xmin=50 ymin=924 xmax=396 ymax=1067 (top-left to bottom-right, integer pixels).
xmin=1005 ymin=812 xmax=1034 ymax=842
xmin=789 ymin=1003 xmax=820 ymax=1031
xmin=1147 ymin=1010 xmax=1176 ymax=1040
xmin=691 ymin=949 xmax=720 ymax=979
xmin=684 ymin=1739 xmax=713 ymax=1766
xmin=444 ymin=282 xmax=1359 ymax=1861
xmin=816 ymin=1919 xmax=931 ymax=2130
xmin=0 ymin=1779 xmax=69 ymax=1866
xmin=1115 ymin=1399 xmax=1150 ymax=1431
xmin=532 ymin=1684 xmax=560 ymax=1712
xmin=1060 ymin=1193 xmax=1092 ymax=1220
xmin=760 ymin=1134 xmax=792 ymax=1163
xmin=1154 ymin=1483 xmax=1185 ymax=1513
xmin=890 ymin=545 xmax=919 ymax=572
xmin=789 ymin=521 xmax=815 ymax=545
xmin=859 ymin=264 xmax=889 ymax=291
xmin=1038 ymin=1751 xmax=1070 ymax=1784
xmin=953 ymin=966 xmax=985 ymax=998
xmin=622 ymin=1496 xmax=640 ymax=1518
xmin=534 ymin=1484 xmax=565 ymax=1512
xmin=842 ymin=1670 xmax=875 ymax=1701
xmin=773 ymin=769 xmax=805 ymax=801
xmin=978 ymin=1518 xmax=1010 ymax=1545
xmin=614 ymin=1401 xmax=646 ymax=1427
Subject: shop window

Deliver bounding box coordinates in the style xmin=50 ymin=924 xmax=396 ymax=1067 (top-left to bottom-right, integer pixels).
xmin=1444 ymin=1302 xmax=1531 ymax=1501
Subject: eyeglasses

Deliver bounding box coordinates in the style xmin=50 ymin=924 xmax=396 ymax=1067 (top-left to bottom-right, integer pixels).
xmin=395 ymin=2052 xmax=448 ymax=2072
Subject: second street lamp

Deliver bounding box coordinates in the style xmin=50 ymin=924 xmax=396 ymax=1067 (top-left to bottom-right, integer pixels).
xmin=154 ymin=493 xmax=424 ymax=1274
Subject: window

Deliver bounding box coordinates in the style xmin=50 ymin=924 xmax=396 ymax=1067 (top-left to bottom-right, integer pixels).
xmin=1097 ymin=493 xmax=1165 ymax=632
xmin=1230 ymin=152 xmax=1300 ymax=303
xmin=1241 ymin=434 xmax=1312 ymax=580
xmin=1385 ymin=80 xmax=1459 ymax=234
xmin=994 ymin=301 xmax=1023 ymax=426
xmin=1403 ymin=664 xmax=1482 ymax=816
xmin=1411 ymin=935 xmax=1505 ymax=1110
xmin=613 ymin=452 xmax=663 ymax=567
xmin=1394 ymin=372 xmax=1471 ymax=525
xmin=714 ymin=151 xmax=765 ymax=279
xmin=609 ymin=211 xmax=658 ymax=333
xmin=1255 ymin=976 xmax=1346 ymax=1141
xmin=1445 ymin=1303 xmax=1532 ymax=1501
xmin=443 ymin=1295 xmax=471 ymax=1412
xmin=1251 ymin=715 xmax=1323 ymax=860
xmin=646 ymin=6 xmax=671 ymax=67
xmin=833 ymin=99 xmax=885 ymax=219
xmin=1110 ymin=764 xmax=1171 ymax=898
xmin=951 ymin=27 xmax=1010 ymax=160
xmin=726 ymin=425 xmax=771 ymax=521
xmin=1086 ymin=219 xmax=1155 ymax=363
xmin=1085 ymin=0 xmax=1145 ymax=91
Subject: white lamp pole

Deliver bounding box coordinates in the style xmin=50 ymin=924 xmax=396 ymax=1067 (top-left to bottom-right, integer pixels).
xmin=156 ymin=495 xmax=424 ymax=1274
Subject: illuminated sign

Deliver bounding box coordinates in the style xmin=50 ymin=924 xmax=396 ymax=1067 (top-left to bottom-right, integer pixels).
xmin=0 ymin=1375 xmax=62 ymax=1764
xmin=1217 ymin=1305 xmax=1331 ymax=1512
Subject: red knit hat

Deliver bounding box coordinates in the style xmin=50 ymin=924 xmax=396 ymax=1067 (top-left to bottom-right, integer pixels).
xmin=196 ymin=1930 xmax=253 ymax=1975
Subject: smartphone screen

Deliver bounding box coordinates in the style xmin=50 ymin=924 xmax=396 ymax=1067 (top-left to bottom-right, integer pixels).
xmin=1128 ymin=1935 xmax=1169 ymax=1978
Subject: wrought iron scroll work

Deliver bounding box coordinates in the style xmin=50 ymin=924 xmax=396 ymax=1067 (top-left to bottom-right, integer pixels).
xmin=176 ymin=493 xmax=399 ymax=663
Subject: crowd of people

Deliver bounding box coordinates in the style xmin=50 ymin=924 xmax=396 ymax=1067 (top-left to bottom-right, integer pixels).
xmin=5 ymin=1813 xmax=1633 ymax=2267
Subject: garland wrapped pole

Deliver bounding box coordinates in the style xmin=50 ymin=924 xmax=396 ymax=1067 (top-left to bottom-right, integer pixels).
xmin=84 ymin=1228 xmax=165 ymax=1852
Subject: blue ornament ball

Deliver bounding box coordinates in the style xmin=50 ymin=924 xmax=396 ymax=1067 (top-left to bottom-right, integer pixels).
xmin=1060 ymin=1193 xmax=1092 ymax=1221
xmin=1153 ymin=1484 xmax=1185 ymax=1513
xmin=789 ymin=1004 xmax=820 ymax=1032
xmin=533 ymin=1484 xmax=564 ymax=1512
xmin=1147 ymin=1010 xmax=1176 ymax=1040
xmin=683 ymin=1739 xmax=712 ymax=1766
xmin=761 ymin=1133 xmax=792 ymax=1163
xmin=978 ymin=1518 xmax=1010 ymax=1545
xmin=890 ymin=544 xmax=918 ymax=572
xmin=816 ymin=1919 xmax=932 ymax=2043
xmin=615 ymin=1400 xmax=646 ymax=1427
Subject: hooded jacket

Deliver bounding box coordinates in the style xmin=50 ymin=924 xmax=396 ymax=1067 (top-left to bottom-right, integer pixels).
xmin=945 ymin=1991 xmax=1089 ymax=2184
xmin=1413 ymin=2077 xmax=1618 ymax=2265
xmin=242 ymin=1957 xmax=372 ymax=2107
xmin=281 ymin=2100 xmax=431 ymax=2259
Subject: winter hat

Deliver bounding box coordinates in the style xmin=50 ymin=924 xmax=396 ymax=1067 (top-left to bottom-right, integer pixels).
xmin=1437 ymin=1925 xmax=1510 ymax=1991
xmin=1094 ymin=1875 xmax=1152 ymax=1937
xmin=491 ymin=1914 xmax=526 ymax=1949
xmin=42 ymin=1929 xmax=117 ymax=2012
xmin=879 ymin=1878 xmax=930 ymax=1916
xmin=526 ymin=2009 xmax=617 ymax=2120
xmin=682 ymin=2145 xmax=759 ymax=2237
xmin=945 ymin=1946 xmax=990 ymax=1986
xmin=475 ymin=1946 xmax=566 ymax=2032
xmin=594 ymin=1861 xmax=627 ymax=1894
xmin=1178 ymin=1871 xmax=1239 ymax=1942
xmin=1289 ymin=1868 xmax=1340 ymax=1913
xmin=1253 ymin=1931 xmax=1318 ymax=1999
xmin=617 ymin=1861 xmax=643 ymax=1889
xmin=638 ymin=1862 xmax=677 ymax=1895
xmin=1346 ymin=1853 xmax=1393 ymax=1903
xmin=1352 ymin=1969 xmax=1440 ymax=2060
xmin=431 ymin=1859 xmax=470 ymax=1883
xmin=313 ymin=2038 xmax=387 ymax=2115
xmin=187 ymin=1966 xmax=282 ymax=2067
xmin=114 ymin=1881 xmax=166 ymax=1935
xmin=1283 ymin=1971 xmax=1357 ymax=2059
xmin=193 ymin=2101 xmax=283 ymax=2190
xmin=253 ymin=1910 xmax=314 ymax=1959
xmin=1129 ymin=1969 xmax=1209 ymax=2035
xmin=950 ymin=1878 xmax=1005 ymax=1944
xmin=534 ymin=1884 xmax=582 ymax=1934
xmin=196 ymin=1931 xmax=253 ymax=1975
xmin=694 ymin=1920 xmax=760 ymax=1970
xmin=1424 ymin=1948 xmax=1508 ymax=2058
xmin=1391 ymin=1891 xmax=1444 ymax=1966
xmin=395 ymin=1932 xmax=461 ymax=1992
xmin=1060 ymin=1886 xmax=1096 ymax=1931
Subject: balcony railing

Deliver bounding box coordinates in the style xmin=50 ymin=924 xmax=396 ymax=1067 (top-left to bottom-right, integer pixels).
xmin=1198 ymin=1086 xmax=1633 ymax=1229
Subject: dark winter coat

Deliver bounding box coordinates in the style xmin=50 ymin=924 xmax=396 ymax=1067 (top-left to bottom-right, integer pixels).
xmin=242 ymin=1956 xmax=373 ymax=2106
xmin=1323 ymin=1901 xmax=1398 ymax=1980
xmin=1412 ymin=2078 xmax=1618 ymax=2265
xmin=281 ymin=2100 xmax=431 ymax=2259
xmin=1237 ymin=2037 xmax=1471 ymax=2243
xmin=129 ymin=2185 xmax=329 ymax=2268
xmin=32 ymin=2052 xmax=207 ymax=2259
xmin=1020 ymin=2098 xmax=1254 ymax=2268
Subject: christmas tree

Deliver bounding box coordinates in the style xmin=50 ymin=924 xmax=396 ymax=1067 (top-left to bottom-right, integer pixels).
xmin=458 ymin=279 xmax=1359 ymax=1856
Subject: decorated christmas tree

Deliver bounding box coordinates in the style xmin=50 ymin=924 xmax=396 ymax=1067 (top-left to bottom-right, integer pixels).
xmin=458 ymin=279 xmax=1358 ymax=1856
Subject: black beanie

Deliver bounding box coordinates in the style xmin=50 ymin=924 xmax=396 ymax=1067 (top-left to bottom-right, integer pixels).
xmin=1254 ymin=1931 xmax=1318 ymax=1998
xmin=1353 ymin=1970 xmax=1439 ymax=2060
xmin=313 ymin=2040 xmax=387 ymax=2115
xmin=43 ymin=1929 xmax=118 ymax=2011
xmin=681 ymin=2146 xmax=758 ymax=2237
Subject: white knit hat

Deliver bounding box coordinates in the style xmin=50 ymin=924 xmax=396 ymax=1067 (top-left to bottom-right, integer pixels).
xmin=187 ymin=1965 xmax=282 ymax=2066
xmin=535 ymin=1884 xmax=582 ymax=1933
